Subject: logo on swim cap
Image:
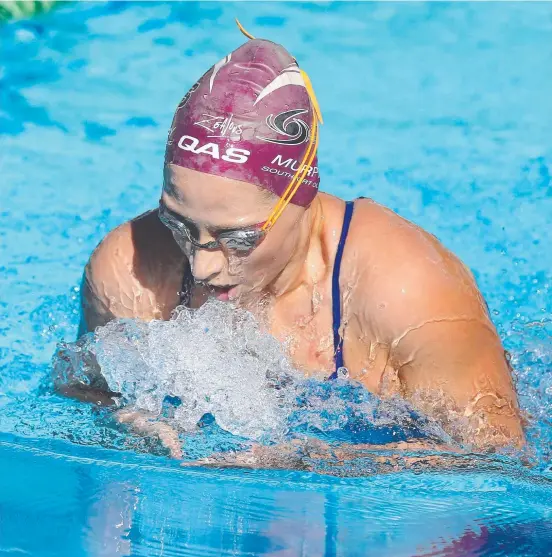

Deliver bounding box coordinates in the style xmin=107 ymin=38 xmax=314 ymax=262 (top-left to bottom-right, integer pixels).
xmin=177 ymin=135 xmax=250 ymax=164
xmin=258 ymin=108 xmax=310 ymax=146
xmin=194 ymin=113 xmax=243 ymax=139
xmin=253 ymin=66 xmax=305 ymax=106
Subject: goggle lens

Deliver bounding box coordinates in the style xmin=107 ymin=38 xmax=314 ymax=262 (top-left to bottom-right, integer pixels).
xmin=159 ymin=202 xmax=266 ymax=254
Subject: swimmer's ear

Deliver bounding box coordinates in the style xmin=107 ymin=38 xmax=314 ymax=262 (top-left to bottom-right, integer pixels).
xmin=235 ymin=18 xmax=255 ymax=40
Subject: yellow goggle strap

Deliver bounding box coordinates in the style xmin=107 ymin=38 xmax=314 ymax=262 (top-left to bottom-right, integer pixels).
xmin=262 ymin=116 xmax=318 ymax=231
xmin=300 ymin=69 xmax=323 ymax=125
xmin=233 ymin=20 xmax=323 ymax=230
xmin=262 ymin=71 xmax=322 ymax=230
xmin=235 ymin=18 xmax=255 ymax=40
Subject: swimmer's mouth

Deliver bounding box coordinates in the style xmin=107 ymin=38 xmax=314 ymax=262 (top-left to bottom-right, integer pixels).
xmin=208 ymin=284 xmax=237 ymax=302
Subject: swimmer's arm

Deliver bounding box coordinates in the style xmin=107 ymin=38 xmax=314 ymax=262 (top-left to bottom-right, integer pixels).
xmin=51 ymin=267 xmax=120 ymax=405
xmin=389 ymin=318 xmax=524 ymax=449
xmin=181 ymin=439 xmax=470 ymax=472
xmin=350 ymin=230 xmax=524 ymax=449
xmin=53 ymin=347 xmax=182 ymax=455
xmin=62 ymin=213 xmax=179 ymax=401
xmin=52 ymin=321 xmax=119 ymax=406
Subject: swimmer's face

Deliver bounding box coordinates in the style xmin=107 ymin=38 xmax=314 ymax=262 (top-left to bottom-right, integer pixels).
xmin=162 ymin=164 xmax=306 ymax=301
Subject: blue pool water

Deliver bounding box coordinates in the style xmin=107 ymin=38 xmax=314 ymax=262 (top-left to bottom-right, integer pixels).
xmin=2 ymin=1 xmax=552 ymax=555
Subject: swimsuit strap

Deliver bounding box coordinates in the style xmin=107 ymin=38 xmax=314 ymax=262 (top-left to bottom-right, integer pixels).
xmin=328 ymin=200 xmax=355 ymax=380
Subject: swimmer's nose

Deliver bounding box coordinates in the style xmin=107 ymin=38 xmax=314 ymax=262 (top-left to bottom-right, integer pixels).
xmin=190 ymin=248 xmax=225 ymax=282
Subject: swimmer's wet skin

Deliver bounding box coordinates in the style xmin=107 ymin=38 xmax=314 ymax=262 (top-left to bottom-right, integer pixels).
xmin=58 ymin=22 xmax=525 ymax=458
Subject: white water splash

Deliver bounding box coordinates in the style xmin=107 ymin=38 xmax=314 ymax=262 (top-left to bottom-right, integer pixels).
xmin=52 ymin=300 xmax=451 ymax=447
xmin=92 ymin=301 xmax=298 ymax=440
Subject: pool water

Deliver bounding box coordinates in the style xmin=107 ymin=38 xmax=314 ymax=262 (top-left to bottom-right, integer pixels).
xmin=1 ymin=1 xmax=552 ymax=555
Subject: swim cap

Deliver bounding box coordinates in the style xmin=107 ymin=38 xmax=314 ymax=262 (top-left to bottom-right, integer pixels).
xmin=165 ymin=38 xmax=320 ymax=207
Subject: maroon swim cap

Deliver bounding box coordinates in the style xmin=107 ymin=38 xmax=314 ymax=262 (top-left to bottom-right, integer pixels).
xmin=165 ymin=39 xmax=320 ymax=207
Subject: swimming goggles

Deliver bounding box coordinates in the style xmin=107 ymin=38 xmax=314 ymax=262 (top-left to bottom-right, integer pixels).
xmin=158 ymin=199 xmax=267 ymax=254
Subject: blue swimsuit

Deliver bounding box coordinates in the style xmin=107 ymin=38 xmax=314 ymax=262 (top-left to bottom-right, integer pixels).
xmin=180 ymin=200 xmax=356 ymax=379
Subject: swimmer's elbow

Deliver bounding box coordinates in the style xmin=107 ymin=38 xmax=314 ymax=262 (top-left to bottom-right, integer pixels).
xmin=51 ymin=341 xmax=120 ymax=406
xmin=54 ymin=381 xmax=119 ymax=407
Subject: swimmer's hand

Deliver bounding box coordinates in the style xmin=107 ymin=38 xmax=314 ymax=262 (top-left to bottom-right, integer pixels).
xmin=115 ymin=408 xmax=183 ymax=459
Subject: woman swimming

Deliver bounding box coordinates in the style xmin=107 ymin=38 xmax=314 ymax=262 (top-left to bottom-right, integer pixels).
xmin=67 ymin=27 xmax=523 ymax=451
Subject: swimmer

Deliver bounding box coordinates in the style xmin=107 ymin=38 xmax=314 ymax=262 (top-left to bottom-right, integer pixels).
xmin=62 ymin=27 xmax=524 ymax=451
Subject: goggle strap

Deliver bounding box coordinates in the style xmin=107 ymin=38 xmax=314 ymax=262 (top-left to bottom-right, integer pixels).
xmin=232 ymin=20 xmax=322 ymax=232
xmin=264 ymin=118 xmax=318 ymax=228
xmin=300 ymin=69 xmax=323 ymax=125
xmin=263 ymin=91 xmax=319 ymax=232
xmin=235 ymin=18 xmax=256 ymax=40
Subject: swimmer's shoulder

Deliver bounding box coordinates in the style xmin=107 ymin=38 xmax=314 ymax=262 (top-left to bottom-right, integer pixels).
xmin=344 ymin=197 xmax=492 ymax=336
xmin=82 ymin=209 xmax=187 ymax=330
